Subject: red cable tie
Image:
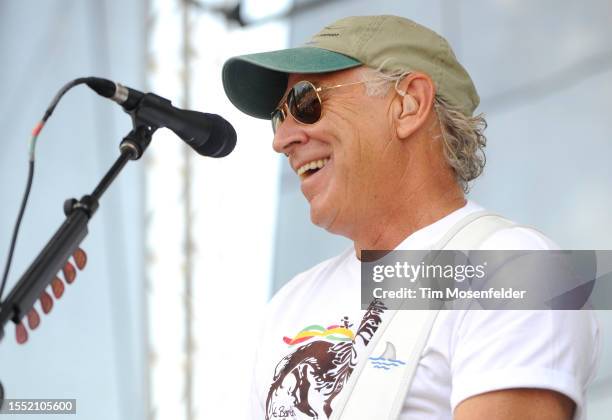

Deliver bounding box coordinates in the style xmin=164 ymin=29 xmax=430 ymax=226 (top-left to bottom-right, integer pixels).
xmin=32 ymin=121 xmax=44 ymax=137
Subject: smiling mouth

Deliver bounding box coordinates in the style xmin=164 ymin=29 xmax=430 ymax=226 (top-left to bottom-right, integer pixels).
xmin=297 ymin=158 xmax=330 ymax=180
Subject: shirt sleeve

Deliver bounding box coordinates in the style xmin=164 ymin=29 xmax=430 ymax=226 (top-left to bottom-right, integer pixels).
xmin=449 ymin=309 xmax=600 ymax=419
xmin=450 ymin=225 xmax=600 ymax=419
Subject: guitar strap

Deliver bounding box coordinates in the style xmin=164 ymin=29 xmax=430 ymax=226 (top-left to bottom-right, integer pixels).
xmin=331 ymin=211 xmax=516 ymax=420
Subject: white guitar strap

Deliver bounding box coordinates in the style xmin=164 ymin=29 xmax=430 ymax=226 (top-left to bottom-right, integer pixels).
xmin=331 ymin=211 xmax=516 ymax=420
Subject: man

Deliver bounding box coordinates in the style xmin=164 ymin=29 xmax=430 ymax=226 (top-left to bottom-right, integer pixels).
xmin=222 ymin=15 xmax=599 ymax=420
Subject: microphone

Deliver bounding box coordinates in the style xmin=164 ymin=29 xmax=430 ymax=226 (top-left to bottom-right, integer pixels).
xmin=85 ymin=77 xmax=236 ymax=158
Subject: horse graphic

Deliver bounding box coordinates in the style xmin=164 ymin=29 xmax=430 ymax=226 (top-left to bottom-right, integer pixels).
xmin=265 ymin=299 xmax=386 ymax=419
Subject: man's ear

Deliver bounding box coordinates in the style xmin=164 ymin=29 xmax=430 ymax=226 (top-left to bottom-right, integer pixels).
xmin=392 ymin=73 xmax=436 ymax=140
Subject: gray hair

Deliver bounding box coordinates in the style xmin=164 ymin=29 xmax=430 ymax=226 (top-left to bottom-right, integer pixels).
xmin=361 ymin=68 xmax=487 ymax=192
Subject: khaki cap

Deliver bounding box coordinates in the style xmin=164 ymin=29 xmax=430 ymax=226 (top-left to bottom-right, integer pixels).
xmin=222 ymin=15 xmax=479 ymax=119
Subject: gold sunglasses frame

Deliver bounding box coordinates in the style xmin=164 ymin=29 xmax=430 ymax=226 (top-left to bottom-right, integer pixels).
xmin=271 ymin=79 xmax=378 ymax=133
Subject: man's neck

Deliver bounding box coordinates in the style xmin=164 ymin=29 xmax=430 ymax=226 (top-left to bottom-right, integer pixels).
xmin=346 ymin=121 xmax=468 ymax=259
xmin=353 ymin=189 xmax=466 ymax=259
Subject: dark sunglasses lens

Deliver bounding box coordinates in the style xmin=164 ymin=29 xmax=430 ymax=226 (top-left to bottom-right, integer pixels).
xmin=271 ymin=110 xmax=283 ymax=133
xmin=288 ymin=82 xmax=321 ymax=124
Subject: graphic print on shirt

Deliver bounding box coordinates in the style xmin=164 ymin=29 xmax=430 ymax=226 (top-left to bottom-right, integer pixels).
xmin=282 ymin=320 xmax=355 ymax=346
xmin=265 ymin=299 xmax=386 ymax=420
xmin=368 ymin=341 xmax=406 ymax=370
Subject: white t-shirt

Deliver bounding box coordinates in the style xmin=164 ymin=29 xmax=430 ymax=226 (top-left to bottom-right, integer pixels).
xmin=250 ymin=201 xmax=600 ymax=420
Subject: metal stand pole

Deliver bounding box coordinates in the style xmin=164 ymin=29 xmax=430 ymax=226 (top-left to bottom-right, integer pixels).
xmin=0 ymin=125 xmax=154 ymax=340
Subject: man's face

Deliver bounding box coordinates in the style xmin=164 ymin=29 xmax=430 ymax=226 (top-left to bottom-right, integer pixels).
xmin=272 ymin=67 xmax=399 ymax=239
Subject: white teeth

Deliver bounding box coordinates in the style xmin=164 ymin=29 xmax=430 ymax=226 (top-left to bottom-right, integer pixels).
xmin=297 ymin=158 xmax=329 ymax=177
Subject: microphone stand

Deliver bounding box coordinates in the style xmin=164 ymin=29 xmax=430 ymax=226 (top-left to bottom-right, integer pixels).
xmin=0 ymin=123 xmax=155 ymax=409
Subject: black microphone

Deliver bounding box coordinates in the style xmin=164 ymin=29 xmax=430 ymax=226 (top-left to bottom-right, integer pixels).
xmin=85 ymin=77 xmax=236 ymax=158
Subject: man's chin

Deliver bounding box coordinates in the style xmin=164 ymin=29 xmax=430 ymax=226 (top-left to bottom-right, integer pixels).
xmin=306 ymin=191 xmax=346 ymax=234
xmin=309 ymin=204 xmax=334 ymax=231
xmin=309 ymin=207 xmax=330 ymax=230
xmin=309 ymin=205 xmax=349 ymax=238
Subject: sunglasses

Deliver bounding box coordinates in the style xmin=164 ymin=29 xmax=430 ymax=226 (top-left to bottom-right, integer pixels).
xmin=271 ymin=79 xmax=375 ymax=134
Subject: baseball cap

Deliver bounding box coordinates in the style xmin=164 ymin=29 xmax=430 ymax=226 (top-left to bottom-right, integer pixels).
xmin=222 ymin=15 xmax=479 ymax=119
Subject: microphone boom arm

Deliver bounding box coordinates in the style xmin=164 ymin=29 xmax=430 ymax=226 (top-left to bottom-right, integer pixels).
xmin=0 ymin=124 xmax=154 ymax=342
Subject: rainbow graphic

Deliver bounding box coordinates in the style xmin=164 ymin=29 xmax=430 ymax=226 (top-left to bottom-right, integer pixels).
xmin=283 ymin=324 xmax=355 ymax=346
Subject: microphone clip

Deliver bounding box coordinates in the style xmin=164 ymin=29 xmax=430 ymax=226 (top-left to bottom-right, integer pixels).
xmin=119 ymin=124 xmax=155 ymax=161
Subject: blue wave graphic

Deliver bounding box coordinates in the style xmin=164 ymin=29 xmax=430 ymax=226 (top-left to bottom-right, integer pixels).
xmin=369 ymin=357 xmax=406 ymax=365
xmin=369 ymin=357 xmax=406 ymax=370
xmin=371 ymin=360 xmax=405 ymax=366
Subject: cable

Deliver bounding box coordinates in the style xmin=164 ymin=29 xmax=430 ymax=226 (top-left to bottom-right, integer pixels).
xmin=0 ymin=77 xmax=92 ymax=301
xmin=30 ymin=77 xmax=92 ymax=160
xmin=0 ymin=161 xmax=34 ymax=301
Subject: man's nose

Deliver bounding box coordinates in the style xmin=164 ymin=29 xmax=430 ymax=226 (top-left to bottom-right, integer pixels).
xmin=272 ymin=117 xmax=308 ymax=155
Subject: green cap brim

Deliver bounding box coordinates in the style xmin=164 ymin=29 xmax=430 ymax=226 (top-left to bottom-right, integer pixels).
xmin=222 ymin=46 xmax=361 ymax=120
